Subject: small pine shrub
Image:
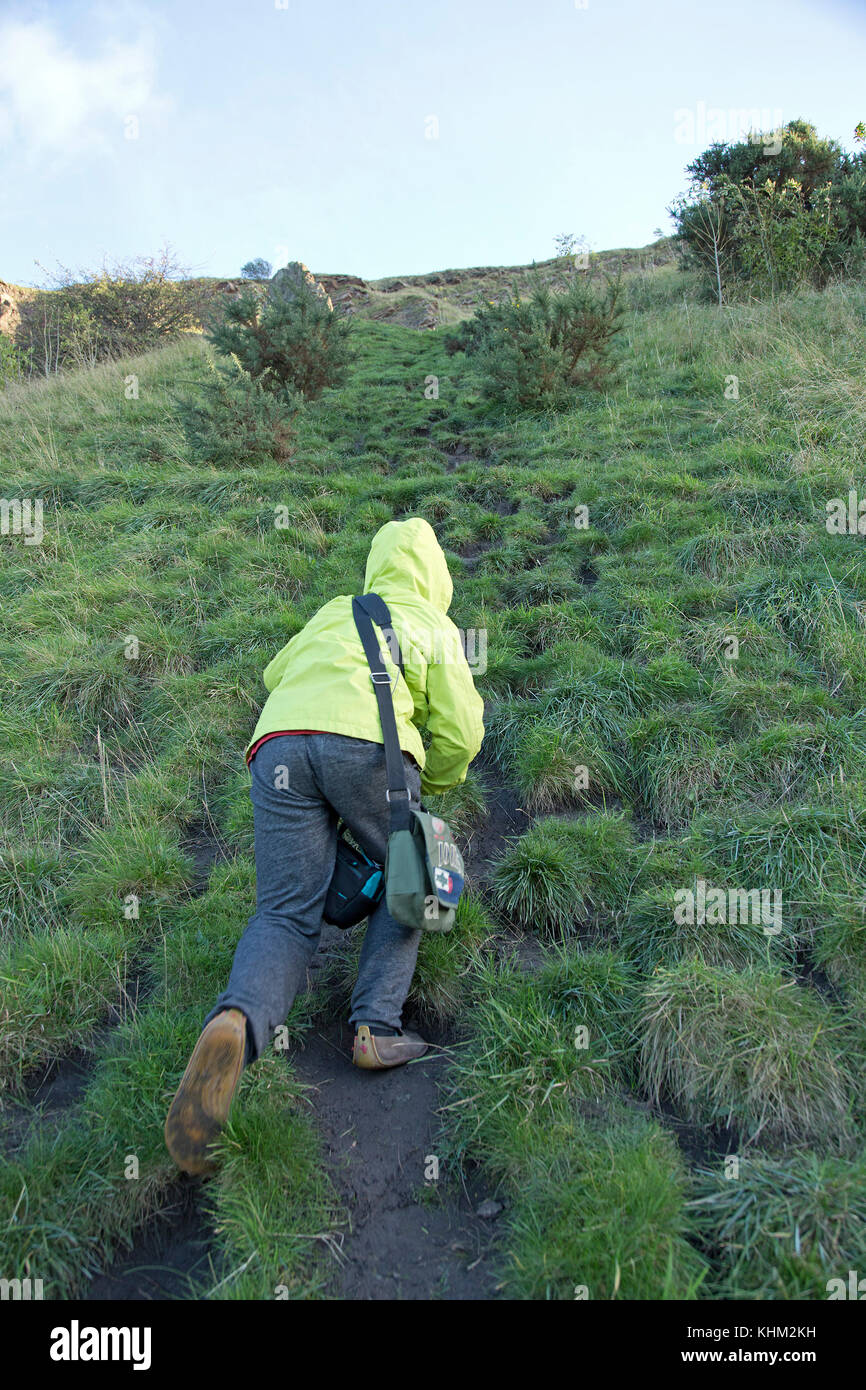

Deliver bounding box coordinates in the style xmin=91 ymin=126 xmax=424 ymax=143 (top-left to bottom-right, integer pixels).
xmin=208 ymin=275 xmax=353 ymax=400
xmin=178 ymin=353 xmax=296 ymax=466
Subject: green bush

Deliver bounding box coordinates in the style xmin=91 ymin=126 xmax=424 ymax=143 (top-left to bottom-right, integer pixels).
xmin=447 ymin=272 xmax=623 ymax=411
xmin=0 ymin=331 xmax=24 ymax=385
xmin=178 ymin=352 xmax=296 ymax=466
xmin=17 ymin=249 xmax=197 ymax=373
xmin=671 ymin=119 xmax=866 ymax=300
xmin=208 ymin=275 xmax=353 ymax=400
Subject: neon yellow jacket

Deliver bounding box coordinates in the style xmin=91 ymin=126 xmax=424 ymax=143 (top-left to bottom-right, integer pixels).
xmin=245 ymin=517 xmax=485 ymax=795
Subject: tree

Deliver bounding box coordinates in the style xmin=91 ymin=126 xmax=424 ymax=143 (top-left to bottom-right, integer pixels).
xmin=670 ymin=119 xmax=866 ymax=299
xmin=241 ymin=258 xmax=272 ymax=279
xmin=208 ymin=274 xmax=353 ymax=400
xmin=684 ymin=119 xmax=842 ymax=206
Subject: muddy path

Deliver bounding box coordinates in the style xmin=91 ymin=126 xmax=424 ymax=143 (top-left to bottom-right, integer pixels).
xmin=291 ymin=1015 xmax=503 ymax=1300
xmin=83 ymin=1182 xmax=217 ymax=1301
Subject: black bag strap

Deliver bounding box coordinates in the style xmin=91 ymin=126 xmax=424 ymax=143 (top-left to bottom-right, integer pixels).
xmin=352 ymin=592 xmax=413 ymax=833
xmin=355 ymin=591 xmax=404 ymax=677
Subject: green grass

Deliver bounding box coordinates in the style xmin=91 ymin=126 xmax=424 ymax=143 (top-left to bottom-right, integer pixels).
xmin=638 ymin=960 xmax=857 ymax=1148
xmin=504 ymin=1104 xmax=708 ymax=1300
xmin=689 ymin=1152 xmax=866 ymax=1299
xmin=2 ymin=263 xmax=866 ymax=1298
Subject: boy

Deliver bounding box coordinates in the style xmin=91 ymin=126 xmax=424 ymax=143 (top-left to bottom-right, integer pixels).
xmin=165 ymin=516 xmax=484 ymax=1174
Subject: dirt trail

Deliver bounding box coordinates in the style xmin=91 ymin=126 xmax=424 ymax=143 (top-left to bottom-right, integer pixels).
xmin=83 ymin=1183 xmax=216 ymax=1300
xmin=291 ymin=1015 xmax=502 ymax=1300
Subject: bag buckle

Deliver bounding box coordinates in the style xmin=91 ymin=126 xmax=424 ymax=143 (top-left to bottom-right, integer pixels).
xmin=370 ymin=671 xmax=396 ymax=687
xmin=386 ymin=787 xmax=411 ymax=803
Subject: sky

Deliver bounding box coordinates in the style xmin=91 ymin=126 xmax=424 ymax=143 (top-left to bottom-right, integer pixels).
xmin=1 ymin=0 xmax=864 ymax=286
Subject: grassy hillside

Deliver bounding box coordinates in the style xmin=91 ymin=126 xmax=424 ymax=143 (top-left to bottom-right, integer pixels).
xmin=2 ymin=257 xmax=866 ymax=1299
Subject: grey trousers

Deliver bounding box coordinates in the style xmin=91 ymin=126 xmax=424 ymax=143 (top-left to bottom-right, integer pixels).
xmin=204 ymin=732 xmax=422 ymax=1061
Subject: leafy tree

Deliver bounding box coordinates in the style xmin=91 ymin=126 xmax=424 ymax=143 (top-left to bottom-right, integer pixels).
xmin=241 ymin=258 xmax=272 ymax=279
xmin=208 ymin=275 xmax=353 ymax=400
xmin=686 ymin=119 xmax=842 ymax=206
xmin=671 ymin=120 xmax=866 ymax=299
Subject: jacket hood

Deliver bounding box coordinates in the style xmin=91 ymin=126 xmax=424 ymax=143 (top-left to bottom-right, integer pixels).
xmin=363 ymin=517 xmax=453 ymax=614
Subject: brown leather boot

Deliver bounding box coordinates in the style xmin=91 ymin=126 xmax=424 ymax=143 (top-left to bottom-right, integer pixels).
xmin=164 ymin=1008 xmax=247 ymax=1175
xmin=352 ymin=1024 xmax=429 ymax=1070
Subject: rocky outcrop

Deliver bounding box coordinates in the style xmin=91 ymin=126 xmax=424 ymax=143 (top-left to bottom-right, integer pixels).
xmin=213 ymin=279 xmax=245 ymax=297
xmin=270 ymin=262 xmax=333 ymax=312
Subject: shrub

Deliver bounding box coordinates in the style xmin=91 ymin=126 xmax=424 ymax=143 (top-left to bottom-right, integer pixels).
xmin=17 ymin=248 xmax=196 ymax=373
xmin=208 ymin=275 xmax=353 ymax=400
xmin=447 ymin=272 xmax=623 ymax=411
xmin=0 ymin=332 xmax=24 ymax=385
xmin=178 ymin=352 xmax=296 ymax=466
xmin=721 ymin=176 xmax=841 ymax=297
xmin=671 ymin=119 xmax=866 ymax=300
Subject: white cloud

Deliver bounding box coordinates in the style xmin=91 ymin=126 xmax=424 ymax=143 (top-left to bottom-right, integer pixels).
xmin=0 ymin=16 xmax=166 ymax=160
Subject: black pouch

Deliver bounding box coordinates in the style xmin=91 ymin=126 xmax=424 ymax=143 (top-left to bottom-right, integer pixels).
xmin=323 ymin=827 xmax=385 ymax=929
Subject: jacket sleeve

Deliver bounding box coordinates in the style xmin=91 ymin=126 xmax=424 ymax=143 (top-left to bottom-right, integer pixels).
xmin=419 ymin=629 xmax=485 ymax=796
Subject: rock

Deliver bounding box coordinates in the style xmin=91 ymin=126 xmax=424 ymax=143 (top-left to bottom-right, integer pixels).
xmin=0 ymin=282 xmax=21 ymax=338
xmin=213 ymin=279 xmax=246 ymax=298
xmin=270 ymin=261 xmax=333 ymax=312
xmin=476 ymin=1199 xmax=503 ymax=1220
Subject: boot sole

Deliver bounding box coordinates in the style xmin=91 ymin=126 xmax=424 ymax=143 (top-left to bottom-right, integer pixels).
xmin=352 ymin=1027 xmax=429 ymax=1070
xmin=164 ymin=1011 xmax=246 ymax=1175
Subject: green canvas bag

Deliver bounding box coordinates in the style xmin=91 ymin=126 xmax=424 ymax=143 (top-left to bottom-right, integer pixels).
xmin=352 ymin=594 xmax=464 ymax=933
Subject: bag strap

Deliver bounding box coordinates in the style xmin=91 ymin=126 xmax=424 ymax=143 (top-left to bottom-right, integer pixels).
xmin=352 ymin=592 xmax=413 ymax=833
xmin=354 ymin=591 xmax=404 ymax=677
